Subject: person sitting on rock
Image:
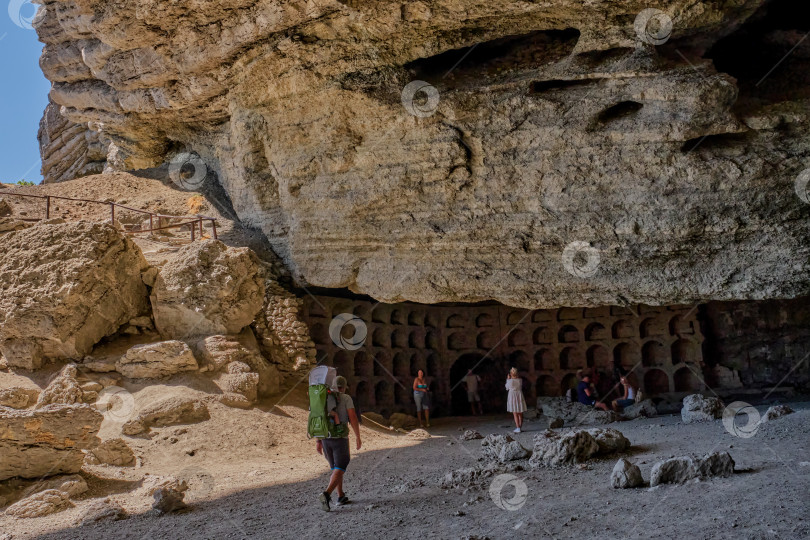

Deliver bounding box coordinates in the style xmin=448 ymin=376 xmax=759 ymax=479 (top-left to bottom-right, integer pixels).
xmin=577 ymin=375 xmax=609 ymax=411
xmin=611 ymin=376 xmax=637 ymax=412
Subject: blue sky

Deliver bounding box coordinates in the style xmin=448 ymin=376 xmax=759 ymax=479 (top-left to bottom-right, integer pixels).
xmin=1 ymin=0 xmax=50 ymax=184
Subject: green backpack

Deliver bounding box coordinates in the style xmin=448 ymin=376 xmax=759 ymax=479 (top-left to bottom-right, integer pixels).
xmin=307 ymin=366 xmax=349 ymax=439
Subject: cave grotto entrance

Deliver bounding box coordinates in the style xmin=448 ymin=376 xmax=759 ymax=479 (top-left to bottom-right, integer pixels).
xmin=449 ymin=353 xmax=506 ymax=415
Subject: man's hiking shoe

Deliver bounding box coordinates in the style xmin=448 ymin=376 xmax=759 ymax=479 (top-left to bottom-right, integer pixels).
xmin=337 ymin=495 xmax=350 ymax=505
xmin=319 ymin=492 xmax=331 ymax=512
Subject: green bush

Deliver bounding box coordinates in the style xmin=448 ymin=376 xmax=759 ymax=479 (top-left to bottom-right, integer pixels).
xmin=15 ymin=180 xmax=35 ymax=186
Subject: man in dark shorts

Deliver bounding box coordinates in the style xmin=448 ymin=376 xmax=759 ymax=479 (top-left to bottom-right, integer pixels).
xmin=316 ymin=376 xmax=362 ymax=512
xmin=576 ymin=374 xmax=610 ymax=411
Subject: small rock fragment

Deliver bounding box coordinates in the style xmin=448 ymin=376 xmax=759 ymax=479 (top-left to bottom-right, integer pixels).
xmin=611 ymin=458 xmax=643 ymax=488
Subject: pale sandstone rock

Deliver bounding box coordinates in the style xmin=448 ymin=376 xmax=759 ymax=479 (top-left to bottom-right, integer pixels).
xmin=0 ymin=199 xmax=12 ymax=217
xmin=152 ymin=487 xmax=187 ymax=514
xmin=151 ymin=240 xmax=264 ymax=339
xmin=388 ymin=413 xmax=419 ymax=430
xmin=84 ymin=438 xmax=136 ymax=467
xmin=0 ymin=218 xmax=32 ymax=234
xmin=20 ymin=474 xmax=88 ymax=499
xmin=0 ymin=404 xmax=103 ymax=481
xmin=116 ymin=341 xmax=198 ymax=379
xmin=74 ymin=498 xmax=128 ymax=524
xmin=529 ymin=430 xmax=599 ymax=468
xmin=459 ymin=429 xmax=483 ymax=441
xmin=35 ymin=364 xmax=83 ymax=408
xmin=218 ymin=393 xmax=252 ymax=409
xmin=761 ymin=404 xmax=794 ymax=422
xmin=650 ymin=452 xmax=735 ymax=486
xmin=622 ymin=399 xmax=658 ymax=419
xmin=194 ymin=334 xmax=279 ymax=397
xmin=4 ymin=489 xmax=73 ymax=518
xmin=122 ymin=397 xmax=209 ymax=435
xmin=611 ymin=458 xmax=643 ymax=489
xmin=215 ymin=365 xmax=259 ymax=403
xmin=81 ymin=381 xmax=103 ymax=393
xmin=32 ymin=0 xmax=810 ymax=308
xmin=38 ymin=99 xmax=107 ymax=184
xmin=681 ymin=394 xmax=725 ymax=424
xmin=0 ymin=387 xmax=40 ymax=409
xmin=0 ymin=222 xmax=149 ymax=369
xmin=538 ymin=397 xmax=616 ymax=425
xmin=584 ymin=427 xmax=630 ymax=454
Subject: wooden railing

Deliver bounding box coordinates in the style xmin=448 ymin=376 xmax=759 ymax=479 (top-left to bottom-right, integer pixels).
xmin=0 ymin=190 xmax=217 ymax=241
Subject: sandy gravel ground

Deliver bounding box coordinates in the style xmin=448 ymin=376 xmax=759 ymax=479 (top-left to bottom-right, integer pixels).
xmin=0 ymin=362 xmax=807 ymax=540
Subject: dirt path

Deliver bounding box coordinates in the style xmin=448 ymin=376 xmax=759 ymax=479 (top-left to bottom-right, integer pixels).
xmin=1 ymin=384 xmax=807 ymax=540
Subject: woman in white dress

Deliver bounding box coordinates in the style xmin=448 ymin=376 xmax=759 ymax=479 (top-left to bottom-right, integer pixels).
xmin=505 ymin=367 xmax=527 ymax=433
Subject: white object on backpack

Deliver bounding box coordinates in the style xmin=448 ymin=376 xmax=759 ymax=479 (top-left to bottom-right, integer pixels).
xmin=309 ymin=365 xmax=337 ymax=388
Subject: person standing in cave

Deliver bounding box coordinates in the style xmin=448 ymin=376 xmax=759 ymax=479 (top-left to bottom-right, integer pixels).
xmin=464 ymin=369 xmax=484 ymax=415
xmin=413 ymin=369 xmax=431 ymax=428
xmin=505 ymin=367 xmax=526 ymax=433
xmin=316 ymin=376 xmax=362 ymax=512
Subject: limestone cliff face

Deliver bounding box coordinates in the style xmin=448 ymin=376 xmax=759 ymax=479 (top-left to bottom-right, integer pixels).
xmin=34 ymin=0 xmax=810 ymax=307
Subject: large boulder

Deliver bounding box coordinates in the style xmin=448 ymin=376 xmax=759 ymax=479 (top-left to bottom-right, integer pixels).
xmin=0 ymin=222 xmax=150 ymax=369
xmin=116 ymin=341 xmax=198 ymax=379
xmin=529 ymin=430 xmax=599 ymax=467
xmin=122 ymin=396 xmax=209 ymax=435
xmin=0 ymin=404 xmax=103 ymax=481
xmin=650 ymin=452 xmax=735 ymax=486
xmin=681 ymin=394 xmax=724 ymax=423
xmin=150 ymin=240 xmax=265 ymax=339
xmin=537 ymin=397 xmax=616 ymax=425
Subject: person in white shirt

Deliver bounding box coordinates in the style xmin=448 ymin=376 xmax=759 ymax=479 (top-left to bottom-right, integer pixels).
xmin=464 ymin=370 xmax=483 ymax=415
xmin=505 ymin=367 xmax=527 ymax=433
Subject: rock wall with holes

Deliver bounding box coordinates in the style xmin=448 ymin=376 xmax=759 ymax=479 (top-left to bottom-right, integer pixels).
xmin=33 ymin=0 xmax=810 ymax=308
xmin=303 ymin=295 xmax=720 ymax=416
xmin=702 ymin=296 xmax=810 ymax=391
xmin=252 ymin=279 xmax=318 ymax=379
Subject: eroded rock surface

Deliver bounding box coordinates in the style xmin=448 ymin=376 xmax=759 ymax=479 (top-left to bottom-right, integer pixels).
xmin=538 ymin=398 xmax=616 ymax=425
xmin=116 ymin=341 xmax=198 ymax=379
xmin=84 ymin=439 xmax=136 ymax=467
xmin=0 ymin=404 xmax=103 ymax=481
xmin=611 ymin=458 xmax=643 ymax=489
xmin=650 ymin=452 xmax=735 ymax=486
xmin=32 ymin=0 xmax=810 ymax=307
xmin=0 ymin=222 xmax=149 ymax=369
xmin=122 ymin=397 xmax=209 ymax=435
xmin=681 ymin=394 xmax=724 ymax=424
xmin=151 ymin=240 xmax=264 ymax=339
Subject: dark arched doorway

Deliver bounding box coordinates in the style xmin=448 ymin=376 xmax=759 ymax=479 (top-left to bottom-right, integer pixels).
xmin=449 ymin=353 xmax=505 ymax=416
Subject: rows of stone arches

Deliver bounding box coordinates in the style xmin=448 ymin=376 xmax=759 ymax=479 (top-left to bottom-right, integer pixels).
xmin=316 ymin=349 xmax=443 ymax=380
xmin=531 ymin=364 xmax=704 ymax=399
xmin=500 ymin=315 xmax=696 ymax=348
xmin=349 ymin=378 xmax=440 ymax=418
xmin=505 ymin=339 xmax=700 ymax=373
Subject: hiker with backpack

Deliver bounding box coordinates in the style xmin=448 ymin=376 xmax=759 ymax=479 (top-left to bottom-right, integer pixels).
xmin=307 ymin=368 xmax=362 ymax=512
